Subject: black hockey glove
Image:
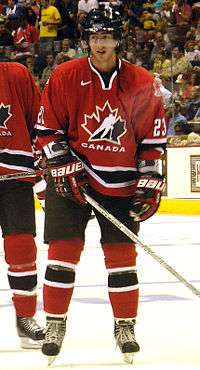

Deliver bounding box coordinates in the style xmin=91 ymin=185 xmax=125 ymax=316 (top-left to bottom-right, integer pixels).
xmin=129 ymin=172 xmax=165 ymax=222
xmin=46 ymin=154 xmax=88 ymax=204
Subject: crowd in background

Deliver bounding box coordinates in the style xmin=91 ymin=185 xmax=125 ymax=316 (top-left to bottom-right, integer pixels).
xmin=0 ymin=0 xmax=200 ymax=141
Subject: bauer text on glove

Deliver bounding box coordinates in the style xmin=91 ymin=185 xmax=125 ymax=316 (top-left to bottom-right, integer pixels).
xmin=129 ymin=173 xmax=165 ymax=222
xmin=47 ymin=154 xmax=88 ymax=204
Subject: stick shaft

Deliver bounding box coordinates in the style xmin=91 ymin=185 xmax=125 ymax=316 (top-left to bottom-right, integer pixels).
xmin=84 ymin=192 xmax=200 ymax=298
xmin=0 ymin=170 xmax=40 ymax=181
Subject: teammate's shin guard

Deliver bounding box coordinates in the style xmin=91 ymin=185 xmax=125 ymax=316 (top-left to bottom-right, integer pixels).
xmin=4 ymin=233 xmax=37 ymax=317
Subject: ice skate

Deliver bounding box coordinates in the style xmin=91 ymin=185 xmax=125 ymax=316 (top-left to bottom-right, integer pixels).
xmin=42 ymin=317 xmax=66 ymax=366
xmin=114 ymin=319 xmax=140 ymax=364
xmin=17 ymin=316 xmax=45 ymax=349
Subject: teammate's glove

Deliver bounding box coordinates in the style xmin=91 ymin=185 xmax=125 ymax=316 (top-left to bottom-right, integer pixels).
xmin=46 ymin=154 xmax=88 ymax=204
xmin=129 ymin=172 xmax=165 ymax=222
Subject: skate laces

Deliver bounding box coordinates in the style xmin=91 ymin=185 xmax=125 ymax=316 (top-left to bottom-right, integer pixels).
xmin=18 ymin=317 xmax=42 ymax=334
xmin=115 ymin=320 xmax=135 ymax=346
xmin=45 ymin=319 xmax=66 ymax=344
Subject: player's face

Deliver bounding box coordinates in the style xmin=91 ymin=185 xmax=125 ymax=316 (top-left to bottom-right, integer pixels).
xmin=89 ymin=31 xmax=118 ymax=71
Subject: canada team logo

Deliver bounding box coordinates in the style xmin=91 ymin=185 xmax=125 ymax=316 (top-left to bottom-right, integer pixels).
xmin=0 ymin=103 xmax=12 ymax=136
xmin=81 ymin=100 xmax=127 ymax=145
xmin=0 ymin=103 xmax=12 ymax=129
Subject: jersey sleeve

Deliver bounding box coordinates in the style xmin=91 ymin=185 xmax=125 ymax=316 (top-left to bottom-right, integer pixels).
xmin=134 ymin=79 xmax=167 ymax=161
xmin=12 ymin=64 xmax=41 ymax=135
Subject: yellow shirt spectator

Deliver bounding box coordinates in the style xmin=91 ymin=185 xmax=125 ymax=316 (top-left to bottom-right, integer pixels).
xmin=40 ymin=3 xmax=61 ymax=38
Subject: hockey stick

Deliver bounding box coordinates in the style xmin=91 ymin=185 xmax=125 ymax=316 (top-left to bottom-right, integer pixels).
xmin=84 ymin=191 xmax=200 ymax=299
xmin=0 ymin=170 xmax=41 ymax=182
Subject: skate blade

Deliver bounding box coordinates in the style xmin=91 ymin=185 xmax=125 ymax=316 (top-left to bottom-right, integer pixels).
xmin=48 ymin=356 xmax=56 ymax=366
xmin=20 ymin=337 xmax=43 ymax=349
xmin=123 ymin=352 xmax=134 ymax=364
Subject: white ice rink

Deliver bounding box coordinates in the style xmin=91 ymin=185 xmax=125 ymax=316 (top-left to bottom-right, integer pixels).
xmin=0 ymin=211 xmax=200 ymax=370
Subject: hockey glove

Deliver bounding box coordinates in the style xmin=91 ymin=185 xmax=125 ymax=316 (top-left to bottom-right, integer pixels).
xmin=46 ymin=154 xmax=88 ymax=204
xmin=129 ymin=172 xmax=165 ymax=222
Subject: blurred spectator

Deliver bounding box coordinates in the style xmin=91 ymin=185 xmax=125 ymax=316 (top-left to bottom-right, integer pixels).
xmin=166 ymin=101 xmax=188 ymax=136
xmin=154 ymin=75 xmax=172 ymax=107
xmin=10 ymin=15 xmax=39 ymax=53
xmin=195 ymin=18 xmax=200 ymax=41
xmin=185 ymin=86 xmax=200 ymax=120
xmin=152 ymin=49 xmax=167 ymax=74
xmin=123 ymin=2 xmax=142 ymax=28
xmin=161 ymin=45 xmax=192 ymax=81
xmin=174 ymin=121 xmax=192 ymax=135
xmin=26 ymin=3 xmax=38 ymax=26
xmin=30 ymin=0 xmax=40 ymax=22
xmin=4 ymin=0 xmax=27 ymax=19
xmin=186 ymin=25 xmax=197 ymax=40
xmin=175 ymin=72 xmax=191 ymax=100
xmin=0 ymin=45 xmax=11 ymax=60
xmin=24 ymin=53 xmax=40 ymax=87
xmin=150 ymin=31 xmax=166 ymax=65
xmin=40 ymin=52 xmax=56 ymax=88
xmin=172 ymin=0 xmax=192 ymax=25
xmin=0 ymin=15 xmax=14 ymax=46
xmin=78 ymin=0 xmax=99 ymax=16
xmin=54 ymin=51 xmax=65 ymax=65
xmin=59 ymin=37 xmax=76 ymax=59
xmin=39 ymin=0 xmax=61 ymax=45
xmin=184 ymin=40 xmax=200 ymax=67
xmin=55 ymin=0 xmax=77 ymax=40
xmin=140 ymin=10 xmax=156 ymax=31
xmin=134 ymin=26 xmax=146 ymax=48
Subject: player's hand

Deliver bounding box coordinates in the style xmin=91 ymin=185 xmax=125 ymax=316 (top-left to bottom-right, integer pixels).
xmin=46 ymin=154 xmax=88 ymax=204
xmin=129 ymin=172 xmax=165 ymax=222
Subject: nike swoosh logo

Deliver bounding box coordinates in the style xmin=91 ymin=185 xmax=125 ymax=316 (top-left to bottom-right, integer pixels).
xmin=81 ymin=80 xmax=92 ymax=86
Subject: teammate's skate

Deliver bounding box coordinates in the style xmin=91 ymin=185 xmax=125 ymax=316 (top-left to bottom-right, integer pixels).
xmin=114 ymin=319 xmax=140 ymax=364
xmin=42 ymin=317 xmax=66 ymax=366
xmin=17 ymin=316 xmax=45 ymax=349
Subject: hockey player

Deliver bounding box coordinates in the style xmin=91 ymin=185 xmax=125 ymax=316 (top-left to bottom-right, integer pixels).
xmin=0 ymin=62 xmax=44 ymax=348
xmin=36 ymin=8 xmax=166 ymax=364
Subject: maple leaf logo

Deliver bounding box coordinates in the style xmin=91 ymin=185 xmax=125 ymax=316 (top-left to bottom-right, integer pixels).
xmin=0 ymin=103 xmax=12 ymax=129
xmin=81 ymin=100 xmax=127 ymax=145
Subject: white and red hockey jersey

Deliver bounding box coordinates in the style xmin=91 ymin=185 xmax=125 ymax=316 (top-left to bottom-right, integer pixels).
xmin=0 ymin=62 xmax=41 ymax=179
xmin=36 ymin=57 xmax=166 ymax=197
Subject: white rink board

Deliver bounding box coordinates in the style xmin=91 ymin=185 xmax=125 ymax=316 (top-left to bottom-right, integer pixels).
xmin=0 ymin=212 xmax=200 ymax=369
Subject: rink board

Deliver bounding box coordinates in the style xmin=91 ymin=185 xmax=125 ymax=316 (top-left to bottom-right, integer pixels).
xmin=35 ymin=197 xmax=200 ymax=215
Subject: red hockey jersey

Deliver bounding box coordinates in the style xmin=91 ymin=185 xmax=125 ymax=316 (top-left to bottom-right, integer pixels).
xmin=0 ymin=62 xmax=41 ymax=178
xmin=36 ymin=57 xmax=166 ymax=197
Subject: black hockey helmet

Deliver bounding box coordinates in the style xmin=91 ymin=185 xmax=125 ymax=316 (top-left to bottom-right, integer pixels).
xmin=81 ymin=7 xmax=123 ymax=43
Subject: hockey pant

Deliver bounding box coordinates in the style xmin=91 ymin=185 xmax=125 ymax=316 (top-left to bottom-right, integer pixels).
xmin=4 ymin=233 xmax=37 ymax=317
xmin=43 ymin=239 xmax=138 ymax=319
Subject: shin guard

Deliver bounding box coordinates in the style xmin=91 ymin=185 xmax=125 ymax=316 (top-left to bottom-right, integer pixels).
xmin=102 ymin=243 xmax=139 ymax=319
xmin=4 ymin=233 xmax=37 ymax=317
xmin=44 ymin=239 xmax=83 ymax=316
